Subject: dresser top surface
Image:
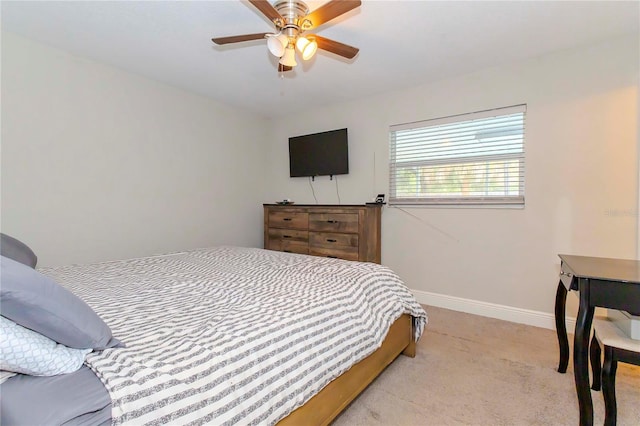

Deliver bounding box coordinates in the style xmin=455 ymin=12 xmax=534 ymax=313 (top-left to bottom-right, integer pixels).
xmin=264 ymin=203 xmax=382 ymax=208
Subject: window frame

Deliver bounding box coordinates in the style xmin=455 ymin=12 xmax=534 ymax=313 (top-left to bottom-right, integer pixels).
xmin=389 ymin=104 xmax=526 ymax=207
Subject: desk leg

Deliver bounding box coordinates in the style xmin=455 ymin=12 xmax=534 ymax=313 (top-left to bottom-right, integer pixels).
xmin=555 ymin=280 xmax=569 ymax=373
xmin=574 ymin=279 xmax=594 ymax=426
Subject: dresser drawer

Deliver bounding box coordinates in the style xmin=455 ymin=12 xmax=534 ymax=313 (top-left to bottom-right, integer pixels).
xmin=267 ymin=229 xmax=309 ymax=254
xmin=309 ymin=232 xmax=358 ymax=249
xmin=280 ymin=241 xmax=309 ymax=255
xmin=269 ymin=228 xmax=309 ymax=243
xmin=269 ymin=211 xmax=309 ymax=230
xmin=309 ymin=213 xmax=359 ymax=233
xmin=309 ymin=246 xmax=359 ymax=261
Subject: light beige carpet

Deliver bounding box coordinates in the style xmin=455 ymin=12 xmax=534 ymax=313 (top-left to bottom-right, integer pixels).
xmin=332 ymin=306 xmax=640 ymax=426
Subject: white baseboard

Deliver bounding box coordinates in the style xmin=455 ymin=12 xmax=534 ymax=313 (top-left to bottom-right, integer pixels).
xmin=411 ymin=289 xmax=577 ymax=332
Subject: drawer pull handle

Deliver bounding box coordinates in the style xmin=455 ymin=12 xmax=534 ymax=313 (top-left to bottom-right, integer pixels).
xmin=283 ymin=218 xmax=293 ymax=221
xmin=560 ymin=271 xmax=573 ymax=278
xmin=327 ymin=239 xmax=337 ymax=243
xmin=283 ymin=235 xmax=292 ymax=239
xmin=327 ymin=255 xmax=338 ymax=259
xmin=327 ymin=220 xmax=338 ymax=224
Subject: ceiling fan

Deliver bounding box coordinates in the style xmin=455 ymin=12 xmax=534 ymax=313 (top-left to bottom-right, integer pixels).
xmin=211 ymin=0 xmax=361 ymax=73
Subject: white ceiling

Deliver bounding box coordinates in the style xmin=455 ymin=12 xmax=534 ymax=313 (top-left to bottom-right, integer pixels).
xmin=2 ymin=1 xmax=638 ymax=119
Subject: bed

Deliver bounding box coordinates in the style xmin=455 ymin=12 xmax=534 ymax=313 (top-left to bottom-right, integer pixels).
xmin=1 ymin=245 xmax=427 ymax=425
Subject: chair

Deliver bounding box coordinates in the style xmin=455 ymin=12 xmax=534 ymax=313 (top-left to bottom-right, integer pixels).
xmin=589 ymin=315 xmax=640 ymax=426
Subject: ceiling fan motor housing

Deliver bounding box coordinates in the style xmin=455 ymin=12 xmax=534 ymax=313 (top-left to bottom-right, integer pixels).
xmin=273 ymin=0 xmax=311 ymax=37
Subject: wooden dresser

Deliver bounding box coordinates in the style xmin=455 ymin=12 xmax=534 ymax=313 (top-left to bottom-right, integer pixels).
xmin=263 ymin=204 xmax=382 ymax=263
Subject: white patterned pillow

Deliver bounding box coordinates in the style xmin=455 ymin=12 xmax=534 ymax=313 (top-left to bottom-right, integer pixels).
xmin=0 ymin=316 xmax=91 ymax=376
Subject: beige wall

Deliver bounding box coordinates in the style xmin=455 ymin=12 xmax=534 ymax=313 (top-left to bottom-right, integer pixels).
xmin=1 ymin=33 xmax=270 ymax=266
xmin=264 ymin=35 xmax=639 ymax=318
xmin=2 ymin=31 xmax=637 ymax=323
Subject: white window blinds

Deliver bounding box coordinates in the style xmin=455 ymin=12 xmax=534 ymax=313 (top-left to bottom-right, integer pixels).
xmin=389 ymin=105 xmax=526 ymax=207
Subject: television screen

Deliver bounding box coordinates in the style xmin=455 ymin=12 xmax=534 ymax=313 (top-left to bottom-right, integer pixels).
xmin=289 ymin=128 xmax=349 ymax=177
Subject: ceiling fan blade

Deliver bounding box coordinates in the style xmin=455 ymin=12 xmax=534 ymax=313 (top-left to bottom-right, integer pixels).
xmin=211 ymin=33 xmax=269 ymax=45
xmin=305 ymin=0 xmax=361 ymax=30
xmin=249 ymin=0 xmax=284 ymax=23
xmin=278 ymin=64 xmax=293 ymax=73
xmin=313 ymin=34 xmax=359 ymax=59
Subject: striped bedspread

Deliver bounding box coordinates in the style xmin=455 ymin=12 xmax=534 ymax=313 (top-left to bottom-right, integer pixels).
xmin=42 ymin=246 xmax=427 ymax=425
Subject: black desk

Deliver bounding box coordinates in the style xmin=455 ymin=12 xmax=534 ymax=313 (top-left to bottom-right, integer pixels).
xmin=555 ymin=254 xmax=640 ymax=426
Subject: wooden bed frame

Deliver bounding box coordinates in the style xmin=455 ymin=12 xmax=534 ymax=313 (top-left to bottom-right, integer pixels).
xmin=278 ymin=314 xmax=416 ymax=425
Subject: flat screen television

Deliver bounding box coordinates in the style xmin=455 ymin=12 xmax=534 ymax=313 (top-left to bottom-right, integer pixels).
xmin=289 ymin=128 xmax=349 ymax=178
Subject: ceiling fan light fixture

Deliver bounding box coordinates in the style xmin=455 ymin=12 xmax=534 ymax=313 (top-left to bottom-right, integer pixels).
xmin=279 ymin=45 xmax=297 ymax=67
xmin=296 ymin=36 xmax=318 ymax=60
xmin=267 ymin=33 xmax=289 ymax=57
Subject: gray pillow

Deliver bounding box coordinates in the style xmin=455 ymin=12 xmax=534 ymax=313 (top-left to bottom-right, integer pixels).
xmin=0 ymin=256 xmax=120 ymax=350
xmin=1 ymin=233 xmax=37 ymax=268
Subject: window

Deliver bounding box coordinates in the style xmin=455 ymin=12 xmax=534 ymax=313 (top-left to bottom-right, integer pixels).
xmin=389 ymin=105 xmax=525 ymax=207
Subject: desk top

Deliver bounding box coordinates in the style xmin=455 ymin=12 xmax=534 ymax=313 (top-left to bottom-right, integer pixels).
xmin=559 ymin=254 xmax=640 ymax=284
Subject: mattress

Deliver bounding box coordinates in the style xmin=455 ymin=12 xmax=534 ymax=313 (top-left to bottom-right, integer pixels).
xmin=3 ymin=246 xmax=427 ymax=425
